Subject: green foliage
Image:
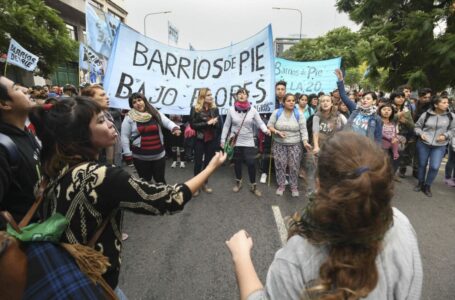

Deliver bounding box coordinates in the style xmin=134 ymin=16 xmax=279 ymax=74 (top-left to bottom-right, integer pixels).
xmin=0 ymin=0 xmax=78 ymax=77
xmin=283 ymin=27 xmax=362 ymax=69
xmin=336 ymin=0 xmax=455 ymax=91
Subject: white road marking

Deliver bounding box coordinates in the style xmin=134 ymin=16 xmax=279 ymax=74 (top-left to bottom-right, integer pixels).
xmin=272 ymin=205 xmax=287 ymax=246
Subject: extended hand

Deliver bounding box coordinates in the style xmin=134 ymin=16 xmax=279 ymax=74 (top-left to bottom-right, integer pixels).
xmin=334 ymin=68 xmax=343 ymax=81
xmin=208 ymin=151 xmax=227 ymax=169
xmin=226 ymin=229 xmax=253 ymax=260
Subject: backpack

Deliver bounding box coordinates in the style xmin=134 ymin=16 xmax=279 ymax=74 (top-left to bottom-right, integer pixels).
xmin=0 ymin=133 xmax=19 ymax=171
xmin=422 ymin=111 xmax=453 ymax=131
xmin=276 ymin=107 xmax=300 ymax=122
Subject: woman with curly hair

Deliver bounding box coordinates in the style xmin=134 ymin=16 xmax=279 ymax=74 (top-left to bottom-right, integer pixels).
xmin=226 ymin=132 xmax=422 ymax=300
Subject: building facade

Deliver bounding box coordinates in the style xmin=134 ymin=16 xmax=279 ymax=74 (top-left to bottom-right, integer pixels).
xmin=43 ymin=0 xmax=128 ymax=86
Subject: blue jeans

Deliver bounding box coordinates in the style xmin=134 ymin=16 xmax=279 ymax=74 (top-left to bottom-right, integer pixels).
xmin=416 ymin=140 xmax=446 ymax=186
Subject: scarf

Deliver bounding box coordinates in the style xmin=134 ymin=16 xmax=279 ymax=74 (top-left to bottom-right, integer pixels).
xmin=357 ymin=104 xmax=377 ymax=116
xmin=234 ymin=101 xmax=251 ymax=112
xmin=128 ymin=109 xmax=152 ymax=123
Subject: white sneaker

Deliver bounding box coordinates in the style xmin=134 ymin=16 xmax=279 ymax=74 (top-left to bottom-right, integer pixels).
xmin=285 ymin=175 xmax=289 ymax=185
xmin=180 ymin=161 xmax=186 ymax=168
xmin=171 ymin=161 xmax=177 ymax=168
xmin=260 ymin=173 xmax=267 ymax=184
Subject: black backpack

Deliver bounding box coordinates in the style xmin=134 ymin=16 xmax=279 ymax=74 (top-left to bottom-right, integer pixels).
xmin=0 ymin=132 xmax=20 ymax=171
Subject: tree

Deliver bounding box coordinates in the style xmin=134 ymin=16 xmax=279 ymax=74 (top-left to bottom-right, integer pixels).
xmin=283 ymin=27 xmax=363 ymax=69
xmin=0 ymin=0 xmax=78 ymax=77
xmin=336 ymin=0 xmax=455 ymax=91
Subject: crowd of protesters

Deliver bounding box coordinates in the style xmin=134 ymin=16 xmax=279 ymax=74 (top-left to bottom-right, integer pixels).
xmin=1 ymin=70 xmax=454 ymax=299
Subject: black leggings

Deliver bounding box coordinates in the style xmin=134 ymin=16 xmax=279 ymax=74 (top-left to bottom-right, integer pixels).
xmin=133 ymin=156 xmax=166 ymax=183
xmin=194 ymin=139 xmax=217 ymax=177
xmin=234 ymin=146 xmax=257 ymax=184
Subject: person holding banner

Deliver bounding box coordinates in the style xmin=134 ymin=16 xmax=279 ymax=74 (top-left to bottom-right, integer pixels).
xmin=335 ymin=69 xmax=382 ymax=145
xmin=267 ymin=94 xmax=311 ymax=197
xmin=121 ymin=92 xmax=181 ymax=184
xmin=221 ymin=88 xmax=270 ymax=197
xmin=190 ymin=88 xmax=221 ymax=196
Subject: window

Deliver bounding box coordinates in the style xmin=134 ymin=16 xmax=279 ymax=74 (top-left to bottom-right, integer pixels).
xmin=66 ymin=24 xmax=77 ymax=41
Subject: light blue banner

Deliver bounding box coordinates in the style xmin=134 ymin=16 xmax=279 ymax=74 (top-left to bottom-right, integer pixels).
xmin=275 ymin=57 xmax=341 ymax=94
xmin=86 ymin=4 xmax=119 ymax=58
xmin=6 ymin=38 xmax=39 ymax=71
xmin=104 ymin=24 xmax=275 ymax=115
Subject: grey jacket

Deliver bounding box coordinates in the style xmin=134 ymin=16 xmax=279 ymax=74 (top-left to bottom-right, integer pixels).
xmin=414 ymin=109 xmax=454 ymax=146
xmin=248 ymin=208 xmax=423 ymax=300
xmin=221 ymin=107 xmax=268 ymax=147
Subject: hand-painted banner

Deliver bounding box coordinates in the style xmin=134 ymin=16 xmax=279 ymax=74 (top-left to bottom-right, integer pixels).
xmin=104 ymin=24 xmax=275 ymax=115
xmin=79 ymin=43 xmax=106 ymax=84
xmin=6 ymin=39 xmax=39 ymax=71
xmin=275 ymin=57 xmax=341 ymax=94
xmin=86 ymin=3 xmax=120 ymax=58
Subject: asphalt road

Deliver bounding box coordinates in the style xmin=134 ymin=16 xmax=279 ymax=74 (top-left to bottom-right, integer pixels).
xmin=118 ymin=160 xmax=455 ymax=300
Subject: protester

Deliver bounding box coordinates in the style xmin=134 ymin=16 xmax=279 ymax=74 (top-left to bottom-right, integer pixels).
xmin=226 ymin=132 xmax=422 ymax=300
xmin=29 ymin=97 xmax=226 ymax=296
xmin=414 ymin=95 xmax=455 ymax=197
xmin=297 ymin=94 xmax=315 ymax=120
xmin=311 ymin=94 xmax=347 ymax=155
xmin=445 ymin=133 xmax=455 ymax=187
xmin=190 ymin=88 xmax=221 ymax=196
xmin=335 ymin=69 xmax=382 ymax=144
xmin=121 ymin=92 xmax=181 ymax=184
xmin=62 ymin=84 xmax=78 ymax=98
xmin=169 ymin=114 xmax=186 ymax=168
xmin=221 ymin=88 xmax=270 ymax=197
xmin=0 ymin=76 xmax=42 ymax=228
xmin=267 ymin=93 xmax=311 ymax=197
xmin=259 ymin=81 xmax=287 ymax=184
xmin=378 ymin=102 xmax=400 ymax=173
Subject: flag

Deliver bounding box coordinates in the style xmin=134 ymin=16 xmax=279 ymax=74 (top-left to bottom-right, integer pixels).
xmin=168 ymin=21 xmax=179 ymax=44
xmin=6 ymin=39 xmax=39 ymax=71
xmin=86 ymin=3 xmax=117 ymax=58
xmin=79 ymin=43 xmax=103 ymax=71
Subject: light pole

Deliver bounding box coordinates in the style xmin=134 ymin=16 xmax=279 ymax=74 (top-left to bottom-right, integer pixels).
xmin=272 ymin=7 xmax=303 ymax=40
xmin=143 ymin=11 xmax=172 ymax=37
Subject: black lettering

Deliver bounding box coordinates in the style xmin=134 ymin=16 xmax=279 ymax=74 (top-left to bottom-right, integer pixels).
xmin=147 ymin=49 xmax=164 ymax=74
xmin=178 ymin=57 xmax=191 ymax=79
xmin=212 ymin=58 xmax=223 ymax=79
xmin=255 ymin=79 xmax=266 ymax=104
xmin=229 ymin=85 xmax=242 ymax=106
xmin=190 ymin=88 xmax=200 ymax=107
xmin=133 ymin=41 xmax=148 ymax=66
xmin=223 ymin=59 xmax=231 ymax=71
xmin=192 ymin=58 xmax=198 ymax=79
xmin=115 ymin=72 xmax=134 ymax=99
xmin=165 ymin=52 xmax=177 ymax=77
xmin=215 ymin=87 xmax=227 ymax=107
xmin=150 ymin=86 xmax=165 ymax=104
xmin=137 ymin=82 xmax=146 ymax=95
xmin=255 ymin=43 xmax=265 ymax=71
xmin=251 ymin=47 xmax=254 ymax=71
xmin=239 ymin=50 xmax=250 ymax=75
xmin=197 ymin=59 xmax=211 ymax=80
xmin=162 ymin=88 xmax=178 ymax=106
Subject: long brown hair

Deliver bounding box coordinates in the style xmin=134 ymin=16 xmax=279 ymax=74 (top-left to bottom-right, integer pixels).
xmin=194 ymin=88 xmax=216 ymax=112
xmin=128 ymin=92 xmax=163 ymax=127
xmin=288 ymin=132 xmax=394 ymax=299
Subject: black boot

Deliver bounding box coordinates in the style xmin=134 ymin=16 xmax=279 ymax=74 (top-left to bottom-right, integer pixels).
xmin=413 ymin=181 xmax=423 ymax=192
xmin=423 ymin=184 xmax=432 ymax=197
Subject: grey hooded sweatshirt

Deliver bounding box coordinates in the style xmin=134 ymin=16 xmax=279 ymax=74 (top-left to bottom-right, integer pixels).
xmin=414 ymin=109 xmax=454 ymax=146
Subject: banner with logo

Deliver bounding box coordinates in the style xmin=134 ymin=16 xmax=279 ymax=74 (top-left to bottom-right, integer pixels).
xmin=275 ymin=57 xmax=341 ymax=94
xmin=104 ymin=24 xmax=275 ymax=115
xmin=6 ymin=39 xmax=39 ymax=71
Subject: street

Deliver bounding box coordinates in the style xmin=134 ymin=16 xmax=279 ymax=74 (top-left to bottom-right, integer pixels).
xmin=119 ymin=160 xmax=455 ymax=300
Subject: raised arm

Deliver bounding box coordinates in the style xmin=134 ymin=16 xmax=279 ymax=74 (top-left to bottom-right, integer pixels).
xmin=335 ymin=69 xmax=356 ymax=112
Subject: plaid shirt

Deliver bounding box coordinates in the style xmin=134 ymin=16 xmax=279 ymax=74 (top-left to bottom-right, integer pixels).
xmin=24 ymin=242 xmax=106 ymax=299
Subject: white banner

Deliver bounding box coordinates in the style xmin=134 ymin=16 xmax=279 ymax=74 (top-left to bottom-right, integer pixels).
xmin=6 ymin=39 xmax=39 ymax=71
xmin=104 ymin=24 xmax=275 ymax=115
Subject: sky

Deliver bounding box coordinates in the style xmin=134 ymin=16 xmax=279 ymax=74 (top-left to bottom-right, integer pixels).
xmin=123 ymin=0 xmax=360 ymax=50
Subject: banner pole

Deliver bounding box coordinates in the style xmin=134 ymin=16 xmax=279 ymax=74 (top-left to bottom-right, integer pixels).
xmin=3 ymin=62 xmax=7 ymax=76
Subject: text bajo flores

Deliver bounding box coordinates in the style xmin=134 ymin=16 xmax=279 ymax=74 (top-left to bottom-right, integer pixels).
xmin=132 ymin=41 xmax=266 ymax=79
